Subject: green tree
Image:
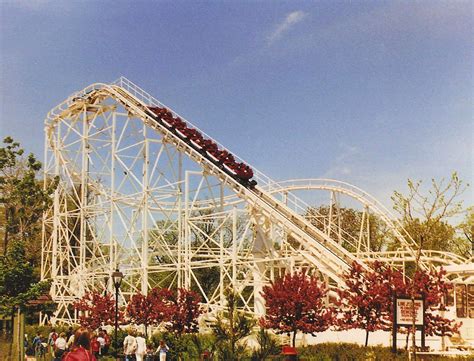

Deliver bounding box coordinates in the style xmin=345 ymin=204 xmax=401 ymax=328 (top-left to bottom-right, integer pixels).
xmin=305 ymin=205 xmax=390 ymax=253
xmin=0 ymin=137 xmax=57 ymax=356
xmin=0 ymin=136 xmax=57 ymax=307
xmin=456 ymin=206 xmax=473 ymax=258
xmin=211 ymin=290 xmax=255 ymax=361
xmin=390 ymin=173 xmax=469 ymax=256
xmin=0 ymin=136 xmax=58 ymax=263
xmin=251 ymin=328 xmax=280 ymax=361
xmin=0 ymin=238 xmax=51 ymax=358
xmin=146 ymin=209 xmax=248 ymax=299
xmin=391 ymin=173 xmax=468 ymax=357
xmin=0 ymin=240 xmax=50 ymax=315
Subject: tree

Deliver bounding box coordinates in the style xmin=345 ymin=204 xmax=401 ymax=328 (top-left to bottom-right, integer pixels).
xmin=389 ymin=267 xmax=460 ymax=339
xmin=73 ymin=291 xmax=123 ymax=330
xmin=126 ymin=288 xmax=170 ymax=338
xmin=0 ymin=137 xmax=58 ymax=259
xmin=391 ymin=173 xmax=468 ymax=255
xmin=305 ymin=206 xmax=390 ymax=253
xmin=162 ymin=288 xmax=202 ymax=336
xmin=391 ymin=174 xmax=467 ymax=355
xmin=0 ymin=137 xmax=57 ymax=359
xmin=251 ymin=328 xmax=280 ymax=361
xmin=456 ymin=207 xmax=473 ymax=258
xmin=261 ymin=271 xmax=333 ymax=347
xmin=337 ymin=261 xmax=392 ymax=346
xmin=0 ymin=240 xmax=50 ymax=316
xmin=188 ymin=208 xmax=248 ymax=301
xmin=161 ymin=288 xmax=202 ymax=360
xmin=0 ymin=244 xmax=50 ymax=360
xmin=212 ymin=290 xmax=255 ymax=361
xmin=338 ymin=262 xmax=460 ymax=348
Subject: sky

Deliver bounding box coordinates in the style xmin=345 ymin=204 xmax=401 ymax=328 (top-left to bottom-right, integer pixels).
xmin=0 ymin=0 xmax=472 ymax=210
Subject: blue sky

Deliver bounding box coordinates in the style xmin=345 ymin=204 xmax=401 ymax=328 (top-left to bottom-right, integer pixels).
xmin=1 ymin=1 xmax=472 ymax=208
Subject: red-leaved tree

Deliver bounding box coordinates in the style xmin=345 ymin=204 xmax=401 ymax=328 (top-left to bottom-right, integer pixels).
xmin=260 ymin=271 xmax=333 ymax=347
xmin=126 ymin=288 xmax=171 ymax=338
xmin=389 ymin=267 xmax=461 ymax=338
xmin=338 ymin=262 xmax=461 ymax=347
xmin=73 ymin=291 xmax=123 ymax=330
xmin=337 ymin=261 xmax=392 ymax=346
xmin=163 ymin=288 xmax=202 ymax=335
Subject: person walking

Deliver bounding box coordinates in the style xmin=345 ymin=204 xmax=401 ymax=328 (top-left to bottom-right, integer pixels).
xmin=48 ymin=329 xmax=58 ymax=356
xmin=33 ymin=333 xmax=45 ymax=359
xmin=97 ymin=331 xmax=105 ymax=357
xmin=67 ymin=329 xmax=76 ymax=351
xmin=156 ymin=340 xmax=169 ymax=361
xmin=63 ymin=328 xmax=97 ymax=361
xmin=123 ymin=330 xmax=137 ymax=361
xmin=54 ymin=332 xmax=67 ymax=360
xmin=66 ymin=327 xmax=74 ymax=341
xmin=91 ymin=332 xmax=100 ymax=359
xmin=135 ymin=332 xmax=146 ymax=361
xmin=102 ymin=329 xmax=111 ymax=355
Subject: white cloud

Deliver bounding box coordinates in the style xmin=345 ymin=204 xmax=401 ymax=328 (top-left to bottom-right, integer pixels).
xmin=322 ymin=143 xmax=360 ymax=179
xmin=267 ymin=11 xmax=307 ymax=45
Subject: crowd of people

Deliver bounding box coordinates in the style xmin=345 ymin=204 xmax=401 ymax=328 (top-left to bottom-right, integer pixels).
xmin=122 ymin=330 xmax=169 ymax=361
xmin=25 ymin=327 xmax=169 ymax=360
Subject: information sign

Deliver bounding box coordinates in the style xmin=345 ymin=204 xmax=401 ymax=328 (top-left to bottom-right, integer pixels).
xmin=396 ymin=298 xmax=424 ymax=326
xmin=392 ymin=296 xmax=426 ymax=353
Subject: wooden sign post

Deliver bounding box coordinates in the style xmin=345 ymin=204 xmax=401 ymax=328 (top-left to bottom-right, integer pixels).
xmin=392 ymin=295 xmax=426 ymax=353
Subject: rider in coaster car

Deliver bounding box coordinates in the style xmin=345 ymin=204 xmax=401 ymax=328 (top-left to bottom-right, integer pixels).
xmin=190 ymin=131 xmax=205 ymax=146
xmin=235 ymin=163 xmax=253 ymax=180
xmin=203 ymin=140 xmax=218 ymax=154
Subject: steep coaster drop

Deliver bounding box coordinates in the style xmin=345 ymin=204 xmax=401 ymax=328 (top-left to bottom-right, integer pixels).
xmin=41 ymin=76 xmax=470 ymax=326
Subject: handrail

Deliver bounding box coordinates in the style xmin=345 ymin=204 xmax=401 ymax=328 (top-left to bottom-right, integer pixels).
xmin=45 ymin=77 xmax=432 ymax=281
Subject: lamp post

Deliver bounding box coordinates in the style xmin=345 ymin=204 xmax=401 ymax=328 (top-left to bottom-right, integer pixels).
xmin=112 ymin=268 xmax=123 ymax=358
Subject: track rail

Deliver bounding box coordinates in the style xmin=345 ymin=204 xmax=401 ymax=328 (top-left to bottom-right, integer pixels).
xmin=46 ymin=80 xmax=367 ymax=282
xmin=47 ymin=78 xmax=444 ymax=282
xmin=109 ymin=84 xmax=359 ymax=281
xmin=263 ymin=179 xmax=422 ymax=261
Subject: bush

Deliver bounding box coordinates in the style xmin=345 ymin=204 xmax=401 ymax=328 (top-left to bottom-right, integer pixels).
xmin=295 ymin=343 xmax=471 ymax=361
xmin=107 ymin=328 xmax=128 ymax=357
xmin=251 ymin=328 xmax=280 ymax=361
xmin=149 ymin=331 xmax=215 ymax=361
xmin=25 ymin=324 xmax=71 ymax=343
xmin=296 ymin=343 xmax=404 ymax=360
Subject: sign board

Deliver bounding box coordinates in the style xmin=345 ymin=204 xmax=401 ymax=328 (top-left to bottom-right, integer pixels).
xmin=396 ymin=298 xmax=424 ymax=326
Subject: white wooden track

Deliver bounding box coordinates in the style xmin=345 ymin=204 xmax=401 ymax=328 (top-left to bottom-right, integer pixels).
xmin=41 ymin=77 xmax=469 ymax=324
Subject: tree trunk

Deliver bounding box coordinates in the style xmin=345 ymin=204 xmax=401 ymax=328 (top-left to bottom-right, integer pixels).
xmin=292 ymin=330 xmax=297 ymax=347
xmin=3 ymin=207 xmax=9 ymax=255
xmin=411 ymin=297 xmax=417 ymax=361
xmin=10 ymin=307 xmax=16 ymax=357
xmin=144 ymin=324 xmax=147 ymax=339
xmin=365 ymin=329 xmax=370 ymax=347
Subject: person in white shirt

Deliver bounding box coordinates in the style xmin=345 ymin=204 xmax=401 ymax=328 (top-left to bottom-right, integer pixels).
xmin=156 ymin=340 xmax=169 ymax=361
xmin=135 ymin=332 xmax=146 ymax=361
xmin=123 ymin=330 xmax=137 ymax=361
xmin=97 ymin=331 xmax=106 ymax=356
xmin=54 ymin=333 xmax=67 ymax=360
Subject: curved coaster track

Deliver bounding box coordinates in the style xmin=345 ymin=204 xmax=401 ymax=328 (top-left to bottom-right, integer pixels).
xmin=41 ymin=77 xmax=470 ymax=324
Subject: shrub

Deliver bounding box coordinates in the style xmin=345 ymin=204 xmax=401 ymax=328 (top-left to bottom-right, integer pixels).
xmin=296 ymin=343 xmax=471 ymax=361
xmin=251 ymin=328 xmax=281 ymax=361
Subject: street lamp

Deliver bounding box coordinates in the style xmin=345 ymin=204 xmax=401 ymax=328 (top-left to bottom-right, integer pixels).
xmin=112 ymin=268 xmax=123 ymax=358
